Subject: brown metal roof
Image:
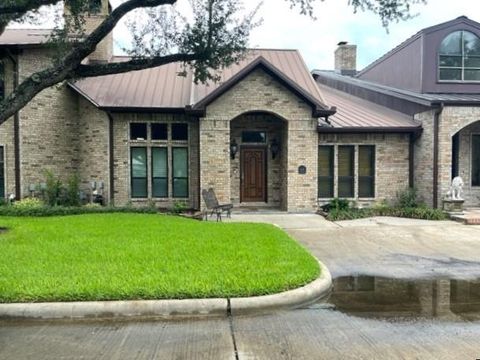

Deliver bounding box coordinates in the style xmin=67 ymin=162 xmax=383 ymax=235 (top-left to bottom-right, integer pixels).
xmin=317 ymin=82 xmax=421 ymax=131
xmin=70 ymin=49 xmax=328 ymax=113
xmin=0 ymin=29 xmax=52 ymax=46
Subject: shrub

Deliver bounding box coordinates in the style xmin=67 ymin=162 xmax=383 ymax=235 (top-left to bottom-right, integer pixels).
xmin=328 ymin=198 xmax=350 ymax=211
xmin=44 ymin=170 xmax=63 ymax=207
xmin=12 ymin=197 xmax=44 ymax=209
xmin=395 ymin=187 xmax=419 ymax=208
xmin=0 ymin=205 xmax=159 ymax=217
xmin=171 ymin=200 xmax=187 ymax=214
xmin=326 ymin=206 xmax=446 ymax=221
xmin=65 ymin=174 xmax=81 ymax=207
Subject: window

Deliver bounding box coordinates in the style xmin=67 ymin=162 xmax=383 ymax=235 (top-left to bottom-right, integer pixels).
xmin=151 ymin=123 xmax=168 ymax=140
xmin=172 ymin=148 xmax=188 ymax=197
xmin=473 ymin=135 xmax=480 ymax=186
xmin=338 ymin=146 xmax=354 ymax=198
xmin=0 ymin=61 xmax=5 ymax=100
xmin=130 ymin=123 xmax=147 ymax=140
xmin=358 ymin=146 xmax=375 ymax=198
xmin=131 ymin=147 xmax=147 ymax=198
xmin=242 ymin=131 xmax=266 ymax=143
xmin=0 ymin=147 xmax=4 ymax=198
xmin=172 ymin=123 xmax=188 ymax=141
xmin=152 ymin=147 xmax=168 ymax=197
xmin=439 ymin=30 xmax=480 ymax=81
xmin=318 ymin=146 xmax=334 ymax=198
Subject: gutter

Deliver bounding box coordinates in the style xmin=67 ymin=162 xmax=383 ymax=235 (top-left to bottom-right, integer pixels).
xmin=5 ymin=49 xmax=21 ymax=200
xmin=432 ymin=102 xmax=444 ymax=209
xmin=317 ymin=125 xmax=423 ymax=134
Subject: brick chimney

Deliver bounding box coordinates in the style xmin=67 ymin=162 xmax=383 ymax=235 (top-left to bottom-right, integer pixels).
xmin=65 ymin=0 xmax=113 ymax=63
xmin=334 ymin=41 xmax=357 ymax=76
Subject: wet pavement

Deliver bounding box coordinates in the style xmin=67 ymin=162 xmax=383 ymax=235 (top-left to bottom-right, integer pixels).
xmin=2 ymin=216 xmax=480 ymax=359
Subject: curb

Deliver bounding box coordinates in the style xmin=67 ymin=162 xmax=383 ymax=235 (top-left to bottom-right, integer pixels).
xmin=0 ymin=261 xmax=332 ymax=320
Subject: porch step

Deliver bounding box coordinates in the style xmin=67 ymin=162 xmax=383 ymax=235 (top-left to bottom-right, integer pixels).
xmin=449 ymin=210 xmax=480 ymax=225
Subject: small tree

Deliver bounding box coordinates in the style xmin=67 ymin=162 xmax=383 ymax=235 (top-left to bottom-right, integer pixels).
xmin=65 ymin=173 xmax=81 ymax=207
xmin=44 ymin=170 xmax=63 ymax=206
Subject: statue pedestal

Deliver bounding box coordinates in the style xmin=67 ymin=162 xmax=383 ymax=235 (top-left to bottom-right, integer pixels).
xmin=442 ymin=199 xmax=464 ymax=214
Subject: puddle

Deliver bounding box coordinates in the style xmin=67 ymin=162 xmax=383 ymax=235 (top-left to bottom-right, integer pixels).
xmin=327 ymin=276 xmax=480 ymax=321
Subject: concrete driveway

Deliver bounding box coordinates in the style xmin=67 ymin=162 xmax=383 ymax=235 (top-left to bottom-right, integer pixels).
xmin=2 ymin=215 xmax=480 ymax=359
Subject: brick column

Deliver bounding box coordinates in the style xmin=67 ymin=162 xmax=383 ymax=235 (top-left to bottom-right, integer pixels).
xmin=199 ymin=118 xmax=231 ymax=209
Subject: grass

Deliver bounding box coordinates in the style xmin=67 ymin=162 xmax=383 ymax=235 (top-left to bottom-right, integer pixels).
xmin=0 ymin=214 xmax=319 ymax=303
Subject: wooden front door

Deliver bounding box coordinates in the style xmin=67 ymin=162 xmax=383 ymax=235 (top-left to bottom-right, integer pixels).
xmin=241 ymin=147 xmax=266 ymax=202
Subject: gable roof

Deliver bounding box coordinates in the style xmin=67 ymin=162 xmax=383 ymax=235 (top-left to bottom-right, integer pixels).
xmin=357 ymin=16 xmax=480 ymax=77
xmin=70 ymin=49 xmax=333 ymax=117
xmin=0 ymin=29 xmax=52 ymax=46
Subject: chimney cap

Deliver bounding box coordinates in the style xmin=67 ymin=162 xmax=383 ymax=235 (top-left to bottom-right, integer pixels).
xmin=337 ymin=41 xmax=348 ymax=46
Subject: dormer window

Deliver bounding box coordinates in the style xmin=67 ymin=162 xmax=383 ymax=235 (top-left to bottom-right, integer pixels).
xmin=439 ymin=30 xmax=480 ymax=81
xmin=88 ymin=0 xmax=102 ymax=14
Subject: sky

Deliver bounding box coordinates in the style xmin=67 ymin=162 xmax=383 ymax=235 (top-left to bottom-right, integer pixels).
xmin=9 ymin=0 xmax=476 ymax=71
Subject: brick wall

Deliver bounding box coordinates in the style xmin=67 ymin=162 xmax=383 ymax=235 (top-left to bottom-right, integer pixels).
xmin=318 ymin=133 xmax=410 ymax=206
xmin=77 ymin=98 xmax=110 ymax=202
xmin=0 ymin=57 xmax=16 ymax=197
xmin=18 ymin=48 xmax=79 ymax=196
xmin=201 ymin=68 xmax=318 ymax=212
xmin=414 ymin=110 xmax=435 ymax=206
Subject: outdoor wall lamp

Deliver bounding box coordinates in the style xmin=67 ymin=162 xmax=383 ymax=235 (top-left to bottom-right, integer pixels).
xmin=270 ymin=138 xmax=280 ymax=159
xmin=230 ymin=139 xmax=238 ymax=160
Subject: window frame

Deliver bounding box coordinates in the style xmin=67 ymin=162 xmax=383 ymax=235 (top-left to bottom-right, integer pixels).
xmin=172 ymin=147 xmax=189 ymax=198
xmin=438 ymin=30 xmax=480 ymax=83
xmin=130 ymin=147 xmax=148 ymax=198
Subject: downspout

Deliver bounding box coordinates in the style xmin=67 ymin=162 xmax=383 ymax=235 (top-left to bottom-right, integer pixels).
xmin=5 ymin=50 xmax=21 ymax=200
xmin=107 ymin=112 xmax=115 ymax=205
xmin=408 ymin=132 xmax=414 ymax=188
xmin=433 ymin=102 xmax=444 ymax=209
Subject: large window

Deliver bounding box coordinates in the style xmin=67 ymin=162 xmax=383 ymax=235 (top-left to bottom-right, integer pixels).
xmin=473 ymin=135 xmax=480 ymax=186
xmin=129 ymin=122 xmax=189 ymax=199
xmin=172 ymin=147 xmax=188 ymax=198
xmin=338 ymin=146 xmax=354 ymax=198
xmin=318 ymin=145 xmax=376 ymax=199
xmin=0 ymin=147 xmax=4 ymax=198
xmin=318 ymin=146 xmax=334 ymax=198
xmin=152 ymin=147 xmax=168 ymax=197
xmin=358 ymin=146 xmax=375 ymax=198
xmin=131 ymin=147 xmax=147 ymax=198
xmin=439 ymin=30 xmax=480 ymax=81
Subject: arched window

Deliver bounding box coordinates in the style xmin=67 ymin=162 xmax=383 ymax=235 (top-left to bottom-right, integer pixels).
xmin=439 ymin=30 xmax=480 ymax=81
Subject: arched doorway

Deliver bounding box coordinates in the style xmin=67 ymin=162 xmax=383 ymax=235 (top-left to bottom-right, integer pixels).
xmin=230 ymin=111 xmax=288 ymax=210
xmin=451 ymin=120 xmax=480 ymax=207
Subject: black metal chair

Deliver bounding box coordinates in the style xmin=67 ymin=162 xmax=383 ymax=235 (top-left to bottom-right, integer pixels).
xmin=202 ymin=188 xmax=233 ymax=221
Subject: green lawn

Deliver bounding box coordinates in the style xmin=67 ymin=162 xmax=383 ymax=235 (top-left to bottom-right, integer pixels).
xmin=0 ymin=214 xmax=319 ymax=303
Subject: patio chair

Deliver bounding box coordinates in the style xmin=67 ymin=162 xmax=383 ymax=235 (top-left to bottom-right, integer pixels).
xmin=202 ymin=188 xmax=233 ymax=222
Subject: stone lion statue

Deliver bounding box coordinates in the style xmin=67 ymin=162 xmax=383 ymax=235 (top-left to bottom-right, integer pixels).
xmin=446 ymin=176 xmax=464 ymax=200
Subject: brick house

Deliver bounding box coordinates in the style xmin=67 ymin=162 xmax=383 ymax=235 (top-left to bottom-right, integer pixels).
xmin=314 ymin=16 xmax=480 ymax=209
xmin=0 ymin=6 xmax=479 ymax=211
